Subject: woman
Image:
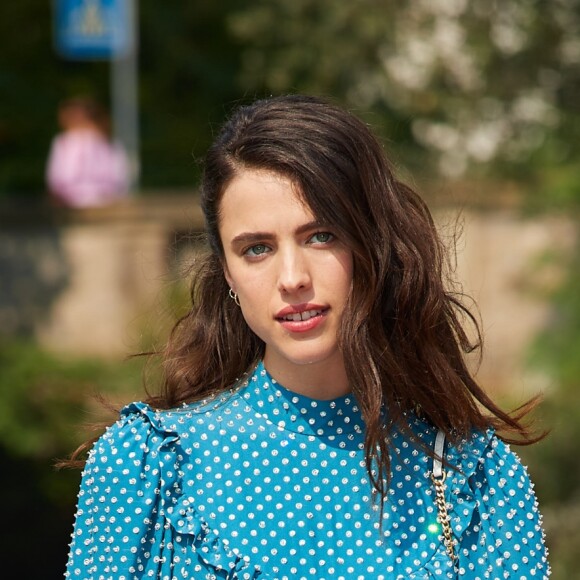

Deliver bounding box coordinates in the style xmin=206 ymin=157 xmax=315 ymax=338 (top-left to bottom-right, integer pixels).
xmin=64 ymin=94 xmax=550 ymax=579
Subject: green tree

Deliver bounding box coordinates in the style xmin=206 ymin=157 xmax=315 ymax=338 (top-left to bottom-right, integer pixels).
xmin=138 ymin=1 xmax=245 ymax=188
xmin=228 ymin=0 xmax=580 ymax=188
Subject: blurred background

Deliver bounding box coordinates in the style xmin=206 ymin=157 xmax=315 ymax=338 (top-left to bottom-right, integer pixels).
xmin=1 ymin=1 xmax=579 ymax=577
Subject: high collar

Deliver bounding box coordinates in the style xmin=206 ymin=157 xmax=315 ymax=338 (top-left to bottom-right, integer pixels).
xmin=239 ymin=361 xmax=365 ymax=437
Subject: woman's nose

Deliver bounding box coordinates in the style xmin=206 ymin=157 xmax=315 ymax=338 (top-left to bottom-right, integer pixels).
xmin=276 ymin=250 xmax=311 ymax=294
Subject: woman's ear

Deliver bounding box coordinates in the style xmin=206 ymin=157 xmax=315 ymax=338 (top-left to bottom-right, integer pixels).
xmin=223 ymin=263 xmax=235 ymax=292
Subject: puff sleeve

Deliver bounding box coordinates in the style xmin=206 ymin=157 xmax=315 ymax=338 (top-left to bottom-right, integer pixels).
xmin=64 ymin=403 xmax=179 ymax=579
xmin=64 ymin=403 xmax=263 ymax=580
xmin=454 ymin=434 xmax=551 ymax=578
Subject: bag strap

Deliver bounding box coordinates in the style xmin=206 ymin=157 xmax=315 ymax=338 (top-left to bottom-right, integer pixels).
xmin=433 ymin=429 xmax=446 ymax=478
xmin=431 ymin=430 xmax=458 ymax=563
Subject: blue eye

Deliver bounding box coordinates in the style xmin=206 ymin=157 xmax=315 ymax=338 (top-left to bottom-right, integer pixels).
xmin=310 ymin=232 xmax=334 ymax=244
xmin=245 ymin=244 xmax=269 ymax=257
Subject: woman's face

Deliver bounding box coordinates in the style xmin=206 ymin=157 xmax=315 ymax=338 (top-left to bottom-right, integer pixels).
xmin=219 ymin=168 xmax=353 ymax=394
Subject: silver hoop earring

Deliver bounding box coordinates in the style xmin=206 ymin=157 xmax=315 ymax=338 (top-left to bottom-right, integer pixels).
xmin=228 ymin=288 xmax=240 ymax=307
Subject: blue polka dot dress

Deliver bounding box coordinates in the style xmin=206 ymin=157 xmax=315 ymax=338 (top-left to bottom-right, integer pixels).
xmin=65 ymin=361 xmax=550 ymax=579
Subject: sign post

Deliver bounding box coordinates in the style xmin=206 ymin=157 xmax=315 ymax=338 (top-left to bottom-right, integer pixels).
xmin=54 ymin=0 xmax=132 ymax=59
xmin=53 ymin=0 xmax=140 ymax=191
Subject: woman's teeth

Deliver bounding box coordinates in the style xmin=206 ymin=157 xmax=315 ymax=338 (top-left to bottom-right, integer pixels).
xmin=282 ymin=309 xmax=322 ymax=321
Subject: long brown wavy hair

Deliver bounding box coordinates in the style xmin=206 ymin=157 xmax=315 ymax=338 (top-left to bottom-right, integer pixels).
xmin=65 ymin=94 xmax=544 ymax=498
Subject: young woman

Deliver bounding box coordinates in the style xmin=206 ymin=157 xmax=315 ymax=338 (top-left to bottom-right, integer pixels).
xmin=64 ymin=94 xmax=550 ymax=579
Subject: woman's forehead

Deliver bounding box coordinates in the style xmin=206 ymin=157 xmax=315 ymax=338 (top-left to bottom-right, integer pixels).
xmin=219 ymin=169 xmax=313 ymax=215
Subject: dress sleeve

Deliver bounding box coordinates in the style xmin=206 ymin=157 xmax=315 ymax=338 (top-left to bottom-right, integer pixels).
xmin=64 ymin=402 xmax=179 ymax=580
xmin=457 ymin=434 xmax=551 ymax=578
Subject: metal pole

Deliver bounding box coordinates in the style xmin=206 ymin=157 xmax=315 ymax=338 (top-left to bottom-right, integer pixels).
xmin=110 ymin=0 xmax=139 ymax=193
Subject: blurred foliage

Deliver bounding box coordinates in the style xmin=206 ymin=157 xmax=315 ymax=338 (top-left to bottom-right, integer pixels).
xmin=513 ymin=217 xmax=580 ymax=578
xmin=520 ymin=231 xmax=580 ymax=502
xmin=137 ymin=1 xmax=245 ymax=188
xmin=0 ymin=339 xmax=144 ymax=461
xmin=0 ymin=338 xmax=147 ymax=577
xmin=1 ymin=0 xmax=579 ymax=199
xmin=226 ymin=0 xmax=580 ymax=183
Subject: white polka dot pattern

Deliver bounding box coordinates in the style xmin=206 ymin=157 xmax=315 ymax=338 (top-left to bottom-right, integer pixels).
xmin=65 ymin=362 xmax=550 ymax=579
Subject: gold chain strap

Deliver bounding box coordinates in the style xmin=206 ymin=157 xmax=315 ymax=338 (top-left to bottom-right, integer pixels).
xmin=431 ymin=469 xmax=457 ymax=562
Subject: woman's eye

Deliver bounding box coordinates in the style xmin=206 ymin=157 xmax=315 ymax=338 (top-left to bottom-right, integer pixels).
xmin=244 ymin=244 xmax=269 ymax=257
xmin=310 ymin=232 xmax=334 ymax=244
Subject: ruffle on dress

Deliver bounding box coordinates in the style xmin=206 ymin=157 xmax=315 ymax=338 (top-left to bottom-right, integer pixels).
xmin=446 ymin=428 xmax=549 ymax=577
xmin=122 ymin=402 xmax=264 ymax=580
xmin=403 ymin=426 xmax=493 ymax=579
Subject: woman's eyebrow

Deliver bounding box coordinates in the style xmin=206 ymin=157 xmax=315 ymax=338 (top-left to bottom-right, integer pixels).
xmin=294 ymin=220 xmax=325 ymax=235
xmin=230 ymin=231 xmax=275 ymax=246
xmin=230 ymin=221 xmax=324 ymax=246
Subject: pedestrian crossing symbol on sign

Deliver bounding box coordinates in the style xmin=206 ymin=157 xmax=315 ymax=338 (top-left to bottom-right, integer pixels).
xmin=54 ymin=0 xmax=132 ymax=60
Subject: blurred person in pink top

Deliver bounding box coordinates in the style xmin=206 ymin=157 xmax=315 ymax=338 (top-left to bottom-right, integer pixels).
xmin=45 ymin=97 xmax=131 ymax=208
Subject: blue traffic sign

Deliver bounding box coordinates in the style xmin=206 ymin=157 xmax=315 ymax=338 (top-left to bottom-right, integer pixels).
xmin=54 ymin=0 xmax=133 ymax=60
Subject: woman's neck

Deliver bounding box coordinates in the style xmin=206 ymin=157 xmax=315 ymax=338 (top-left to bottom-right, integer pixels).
xmin=262 ymin=353 xmax=350 ymax=400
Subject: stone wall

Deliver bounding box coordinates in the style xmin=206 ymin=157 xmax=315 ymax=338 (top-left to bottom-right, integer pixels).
xmin=437 ymin=208 xmax=575 ymax=396
xmin=0 ymin=195 xmax=204 ymax=356
xmin=0 ymin=194 xmax=575 ymax=396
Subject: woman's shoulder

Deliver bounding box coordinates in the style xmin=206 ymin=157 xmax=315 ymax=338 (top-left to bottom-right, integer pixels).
xmin=401 ymin=415 xmax=492 ymax=463
xmin=93 ymin=390 xmax=241 ymax=451
xmin=403 ymin=416 xmax=538 ymax=500
xmin=447 ymin=425 xmax=533 ymax=485
xmin=83 ymin=402 xmax=179 ymax=477
xmin=404 ymin=420 xmax=549 ymax=574
xmin=79 ymin=394 xmax=243 ymax=508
